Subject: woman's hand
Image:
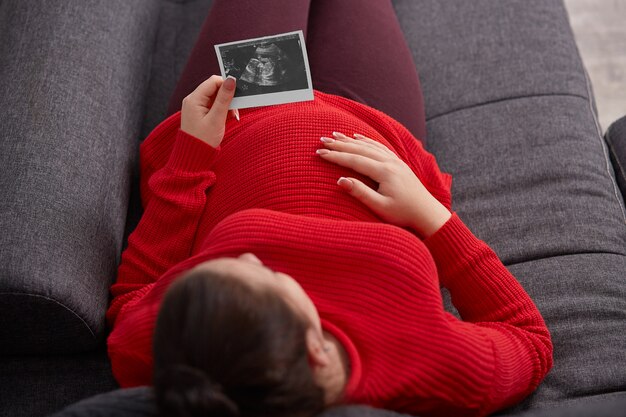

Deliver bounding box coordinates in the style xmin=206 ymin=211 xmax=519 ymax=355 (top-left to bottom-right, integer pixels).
xmin=180 ymin=75 xmax=239 ymax=149
xmin=317 ymin=132 xmax=451 ymax=239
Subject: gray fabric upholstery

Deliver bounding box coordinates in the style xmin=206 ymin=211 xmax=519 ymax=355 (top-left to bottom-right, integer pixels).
xmin=48 ymin=387 xmax=412 ymax=417
xmin=0 ymin=0 xmax=162 ymax=355
xmin=510 ymin=393 xmax=626 ymax=417
xmin=0 ymin=349 xmax=117 ymax=417
xmin=48 ymin=388 xmax=159 ymax=417
xmin=47 ymin=387 xmax=626 ymax=417
xmin=140 ymin=0 xmax=211 ymax=140
xmin=606 ymin=115 xmax=626 ymax=196
xmin=505 ymin=254 xmax=626 ymax=412
xmin=393 ymin=0 xmax=591 ymax=121
xmin=1 ymin=0 xmax=625 ymax=416
xmin=441 ymin=252 xmax=626 ymax=410
xmin=425 ymin=98 xmax=626 ymax=263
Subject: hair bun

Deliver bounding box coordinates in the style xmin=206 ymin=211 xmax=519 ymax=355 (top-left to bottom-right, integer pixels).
xmin=156 ymin=364 xmax=240 ymax=417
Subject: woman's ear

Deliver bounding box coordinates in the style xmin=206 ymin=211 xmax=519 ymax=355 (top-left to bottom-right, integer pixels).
xmin=305 ymin=326 xmax=330 ymax=369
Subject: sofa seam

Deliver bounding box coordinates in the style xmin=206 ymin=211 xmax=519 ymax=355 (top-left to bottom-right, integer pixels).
xmin=425 ymin=92 xmax=589 ymax=122
xmin=561 ymin=0 xmax=626 ymax=223
xmin=579 ymin=52 xmax=626 ymax=225
xmin=605 ymin=122 xmax=626 ymax=192
xmin=504 ymin=249 xmax=626 ymax=268
xmin=0 ymin=291 xmax=96 ymax=339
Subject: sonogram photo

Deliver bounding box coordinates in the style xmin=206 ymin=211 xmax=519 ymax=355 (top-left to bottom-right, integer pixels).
xmin=215 ymin=30 xmax=313 ymax=109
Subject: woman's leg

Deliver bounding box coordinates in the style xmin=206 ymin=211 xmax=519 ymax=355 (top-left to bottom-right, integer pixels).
xmin=166 ymin=0 xmax=311 ymax=117
xmin=306 ymin=0 xmax=426 ymax=141
xmin=167 ymin=0 xmax=427 ymax=141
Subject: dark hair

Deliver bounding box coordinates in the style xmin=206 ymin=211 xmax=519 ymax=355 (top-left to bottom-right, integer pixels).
xmin=153 ymin=266 xmax=326 ymax=417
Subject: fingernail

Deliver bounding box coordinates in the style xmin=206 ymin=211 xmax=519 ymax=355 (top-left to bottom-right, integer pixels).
xmin=332 ymin=131 xmax=346 ymax=138
xmin=234 ymin=108 xmax=240 ymax=121
xmin=320 ymin=137 xmax=335 ymax=143
xmin=354 ymin=133 xmax=365 ymax=138
xmin=337 ymin=177 xmax=353 ymax=189
xmin=316 ymin=149 xmax=330 ymax=155
xmin=224 ymin=75 xmax=236 ymax=91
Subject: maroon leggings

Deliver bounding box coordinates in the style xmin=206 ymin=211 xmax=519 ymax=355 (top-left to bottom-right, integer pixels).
xmin=166 ymin=0 xmax=427 ymax=142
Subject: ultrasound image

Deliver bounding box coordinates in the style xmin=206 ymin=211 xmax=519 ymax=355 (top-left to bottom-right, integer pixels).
xmin=220 ymin=36 xmax=309 ymax=97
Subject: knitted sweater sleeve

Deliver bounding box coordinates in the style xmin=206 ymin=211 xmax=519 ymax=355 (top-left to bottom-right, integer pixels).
xmin=420 ymin=213 xmax=554 ymax=417
xmin=105 ymin=129 xmax=221 ymax=330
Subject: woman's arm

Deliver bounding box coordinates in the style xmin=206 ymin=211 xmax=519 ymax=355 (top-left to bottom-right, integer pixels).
xmin=106 ymin=75 xmax=238 ymax=329
xmin=423 ymin=212 xmax=553 ymax=416
xmin=105 ymin=130 xmax=220 ymax=329
xmin=317 ymin=133 xmax=553 ymax=415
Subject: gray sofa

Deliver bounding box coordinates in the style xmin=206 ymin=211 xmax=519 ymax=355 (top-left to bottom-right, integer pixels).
xmin=1 ymin=0 xmax=625 ymax=416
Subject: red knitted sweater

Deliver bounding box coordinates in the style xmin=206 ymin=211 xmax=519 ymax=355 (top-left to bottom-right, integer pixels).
xmin=105 ymin=89 xmax=553 ymax=417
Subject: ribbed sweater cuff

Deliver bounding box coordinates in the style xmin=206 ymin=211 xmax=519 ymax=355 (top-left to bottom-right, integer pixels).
xmin=422 ymin=212 xmax=483 ymax=286
xmin=166 ymin=129 xmax=221 ymax=172
xmin=106 ymin=284 xmax=154 ymax=330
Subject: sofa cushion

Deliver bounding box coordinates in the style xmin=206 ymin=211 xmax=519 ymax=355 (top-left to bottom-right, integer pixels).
xmin=0 ymin=348 xmax=117 ymax=417
xmin=441 ymin=253 xmax=626 ymax=413
xmin=512 ymin=393 xmax=626 ymax=417
xmin=48 ymin=387 xmax=158 ymax=417
xmin=0 ymin=0 xmax=161 ymax=354
xmin=47 ymin=386 xmax=626 ymax=417
xmin=425 ymin=98 xmax=626 ymax=263
xmin=139 ymin=0 xmax=212 ymax=140
xmin=505 ymin=254 xmax=626 ymax=413
xmin=393 ymin=0 xmax=590 ymax=121
xmin=47 ymin=387 xmax=412 ymax=417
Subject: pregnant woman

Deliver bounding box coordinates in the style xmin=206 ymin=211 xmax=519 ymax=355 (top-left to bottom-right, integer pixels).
xmin=105 ymin=1 xmax=553 ymax=417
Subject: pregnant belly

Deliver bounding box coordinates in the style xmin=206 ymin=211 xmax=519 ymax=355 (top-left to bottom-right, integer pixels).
xmin=192 ymin=107 xmax=389 ymax=253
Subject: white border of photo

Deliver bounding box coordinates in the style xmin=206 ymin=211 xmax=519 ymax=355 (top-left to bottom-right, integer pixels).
xmin=214 ymin=30 xmax=314 ymax=110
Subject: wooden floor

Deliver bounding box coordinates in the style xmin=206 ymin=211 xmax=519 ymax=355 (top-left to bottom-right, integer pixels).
xmin=563 ymin=0 xmax=626 ymax=132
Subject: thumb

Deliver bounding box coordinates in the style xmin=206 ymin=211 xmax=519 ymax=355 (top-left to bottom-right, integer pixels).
xmin=337 ymin=177 xmax=387 ymax=211
xmin=207 ymin=75 xmax=237 ymax=123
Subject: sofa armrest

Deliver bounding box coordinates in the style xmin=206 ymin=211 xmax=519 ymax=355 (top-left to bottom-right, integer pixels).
xmin=605 ymin=115 xmax=626 ymax=199
xmin=0 ymin=0 xmax=161 ymax=354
